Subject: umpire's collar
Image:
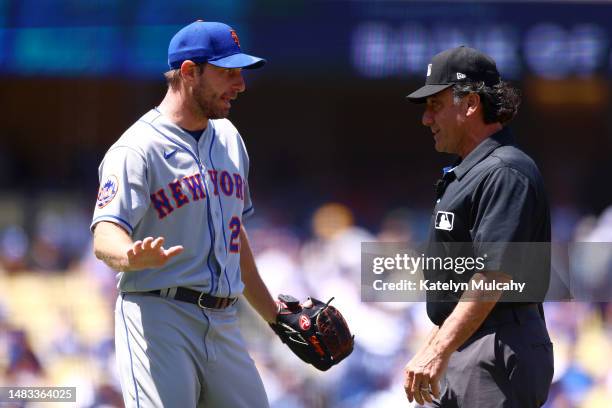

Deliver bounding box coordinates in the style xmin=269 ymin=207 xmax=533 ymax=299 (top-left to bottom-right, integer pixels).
xmin=452 ymin=127 xmax=515 ymax=181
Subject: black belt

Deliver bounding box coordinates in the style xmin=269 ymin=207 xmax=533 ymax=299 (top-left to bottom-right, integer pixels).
xmin=479 ymin=303 xmax=543 ymax=330
xmin=147 ymin=287 xmax=237 ymax=309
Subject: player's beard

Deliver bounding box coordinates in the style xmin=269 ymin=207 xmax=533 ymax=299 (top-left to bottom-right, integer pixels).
xmin=191 ymin=79 xmax=229 ymax=120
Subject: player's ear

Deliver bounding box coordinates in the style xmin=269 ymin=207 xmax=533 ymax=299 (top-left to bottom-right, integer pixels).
xmin=465 ymin=92 xmax=480 ymax=117
xmin=179 ymin=60 xmax=200 ymax=83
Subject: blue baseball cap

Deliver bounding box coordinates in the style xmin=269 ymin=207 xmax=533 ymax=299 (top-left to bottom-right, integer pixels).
xmin=168 ymin=21 xmax=265 ymax=70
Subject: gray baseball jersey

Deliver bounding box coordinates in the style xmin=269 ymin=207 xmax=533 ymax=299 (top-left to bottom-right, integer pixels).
xmin=91 ymin=108 xmax=253 ymax=298
xmin=93 ymin=109 xmax=269 ymax=408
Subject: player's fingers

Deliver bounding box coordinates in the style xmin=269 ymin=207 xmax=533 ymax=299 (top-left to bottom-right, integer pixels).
xmin=131 ymin=240 xmax=143 ymax=255
xmin=151 ymin=236 xmax=165 ymax=250
xmin=142 ymin=237 xmax=154 ymax=250
xmin=165 ymin=245 xmax=184 ymax=259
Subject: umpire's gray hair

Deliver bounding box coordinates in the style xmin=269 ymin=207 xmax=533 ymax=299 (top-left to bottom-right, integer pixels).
xmin=452 ymin=81 xmax=521 ymax=125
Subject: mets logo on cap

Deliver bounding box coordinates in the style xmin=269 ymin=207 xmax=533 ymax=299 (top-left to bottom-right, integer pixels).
xmin=97 ymin=175 xmax=119 ymax=208
xmin=230 ymin=30 xmax=240 ymax=47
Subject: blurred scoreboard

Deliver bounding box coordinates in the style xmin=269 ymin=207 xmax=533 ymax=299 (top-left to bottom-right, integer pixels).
xmin=350 ymin=1 xmax=610 ymax=80
xmin=0 ymin=0 xmax=610 ymax=80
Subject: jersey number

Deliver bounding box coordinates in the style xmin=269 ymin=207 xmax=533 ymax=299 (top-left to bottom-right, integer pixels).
xmin=228 ymin=217 xmax=241 ymax=253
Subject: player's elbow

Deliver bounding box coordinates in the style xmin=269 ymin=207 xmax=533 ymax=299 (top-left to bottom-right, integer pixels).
xmin=92 ymin=232 xmax=106 ymax=262
xmin=93 ymin=242 xmax=104 ymax=261
xmin=92 ymin=223 xmax=115 ymax=262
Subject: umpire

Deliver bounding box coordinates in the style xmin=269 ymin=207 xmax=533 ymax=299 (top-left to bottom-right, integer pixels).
xmin=403 ymin=46 xmax=554 ymax=407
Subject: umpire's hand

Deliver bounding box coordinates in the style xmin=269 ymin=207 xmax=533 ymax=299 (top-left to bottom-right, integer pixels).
xmin=404 ymin=345 xmax=449 ymax=405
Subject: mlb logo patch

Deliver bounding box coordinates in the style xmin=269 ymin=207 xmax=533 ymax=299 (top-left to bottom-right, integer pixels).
xmin=435 ymin=211 xmax=454 ymax=231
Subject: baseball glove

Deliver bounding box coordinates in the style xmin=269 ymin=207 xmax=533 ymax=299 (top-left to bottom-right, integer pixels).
xmin=269 ymin=294 xmax=354 ymax=371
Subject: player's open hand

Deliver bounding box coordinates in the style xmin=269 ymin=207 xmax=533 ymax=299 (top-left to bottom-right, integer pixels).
xmin=126 ymin=236 xmax=184 ymax=271
xmin=404 ymin=345 xmax=449 ymax=405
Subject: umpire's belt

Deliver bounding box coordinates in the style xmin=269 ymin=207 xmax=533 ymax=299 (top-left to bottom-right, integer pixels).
xmin=147 ymin=287 xmax=237 ymax=309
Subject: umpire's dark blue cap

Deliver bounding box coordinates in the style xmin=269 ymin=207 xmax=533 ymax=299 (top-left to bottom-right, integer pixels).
xmin=168 ymin=21 xmax=265 ymax=70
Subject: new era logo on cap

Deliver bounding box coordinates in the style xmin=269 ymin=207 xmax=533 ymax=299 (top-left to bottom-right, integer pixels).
xmin=427 ymin=64 xmax=432 ymax=77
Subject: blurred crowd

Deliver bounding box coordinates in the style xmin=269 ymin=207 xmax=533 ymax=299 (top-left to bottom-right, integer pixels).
xmin=0 ymin=198 xmax=610 ymax=408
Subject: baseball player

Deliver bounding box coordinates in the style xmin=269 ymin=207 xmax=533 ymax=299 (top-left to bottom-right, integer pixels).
xmin=91 ymin=21 xmax=277 ymax=407
xmin=403 ymin=46 xmax=553 ymax=407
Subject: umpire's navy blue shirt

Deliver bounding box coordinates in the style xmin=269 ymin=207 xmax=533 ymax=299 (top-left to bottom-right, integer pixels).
xmin=425 ymin=127 xmax=551 ymax=326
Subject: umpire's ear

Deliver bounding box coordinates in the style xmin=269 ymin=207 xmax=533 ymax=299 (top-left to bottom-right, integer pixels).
xmin=464 ymin=92 xmax=481 ymax=118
